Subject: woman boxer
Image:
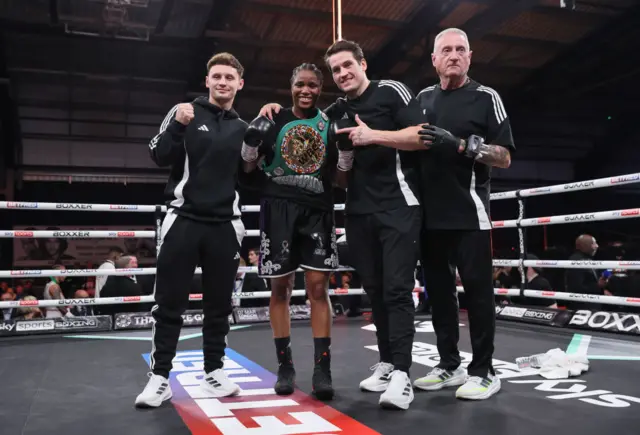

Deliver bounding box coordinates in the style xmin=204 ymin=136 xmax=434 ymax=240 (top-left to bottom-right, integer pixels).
xmin=240 ymin=63 xmax=345 ymax=400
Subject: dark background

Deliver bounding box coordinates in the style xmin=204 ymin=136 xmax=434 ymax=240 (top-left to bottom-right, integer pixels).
xmin=0 ymin=0 xmax=639 ymax=268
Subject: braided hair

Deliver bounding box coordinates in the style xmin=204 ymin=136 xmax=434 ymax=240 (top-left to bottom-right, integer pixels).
xmin=290 ymin=63 xmax=323 ymax=85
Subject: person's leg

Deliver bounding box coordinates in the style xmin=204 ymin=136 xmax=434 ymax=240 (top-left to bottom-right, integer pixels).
xmin=298 ymin=206 xmax=337 ymax=400
xmin=135 ymin=211 xmax=200 ymax=408
xmin=345 ymin=214 xmax=392 ymax=392
xmin=376 ymin=206 xmax=421 ymax=410
xmin=258 ymin=198 xmax=300 ymax=395
xmin=413 ymin=229 xmax=467 ymax=392
xmin=198 ymin=218 xmax=245 ymax=397
xmin=454 ymin=230 xmax=500 ymax=400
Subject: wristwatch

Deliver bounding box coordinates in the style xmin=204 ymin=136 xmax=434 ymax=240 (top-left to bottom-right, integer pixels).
xmin=465 ymin=134 xmax=484 ymax=160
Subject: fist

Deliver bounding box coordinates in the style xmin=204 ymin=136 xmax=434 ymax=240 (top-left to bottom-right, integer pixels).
xmin=175 ymin=103 xmax=195 ymax=125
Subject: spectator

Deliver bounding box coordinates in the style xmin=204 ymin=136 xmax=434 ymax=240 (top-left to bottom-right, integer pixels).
xmin=512 ymin=254 xmax=556 ymax=308
xmin=98 ymin=256 xmax=144 ymax=316
xmin=14 ymin=285 xmax=25 ymax=300
xmin=84 ymin=281 xmax=95 ymax=298
xmin=15 ymin=296 xmax=43 ymax=320
xmin=565 ymin=234 xmax=605 ymax=310
xmin=96 ymin=247 xmax=124 ymax=298
xmin=241 ymin=247 xmax=268 ymax=308
xmin=1 ymin=292 xmax=18 ymax=321
xmin=43 ymin=265 xmax=69 ymax=318
xmin=70 ymin=290 xmax=94 ymax=317
xmin=0 ymin=282 xmax=8 ymax=294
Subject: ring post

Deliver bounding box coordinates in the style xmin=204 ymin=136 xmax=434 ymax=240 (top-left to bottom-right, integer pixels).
xmin=516 ymin=190 xmax=527 ymax=297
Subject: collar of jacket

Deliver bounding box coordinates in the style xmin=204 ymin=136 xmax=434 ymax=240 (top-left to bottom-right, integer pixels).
xmin=192 ymin=96 xmax=239 ymax=120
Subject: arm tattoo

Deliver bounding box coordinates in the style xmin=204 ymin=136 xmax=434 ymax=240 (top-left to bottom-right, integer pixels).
xmin=476 ymin=144 xmax=511 ymax=168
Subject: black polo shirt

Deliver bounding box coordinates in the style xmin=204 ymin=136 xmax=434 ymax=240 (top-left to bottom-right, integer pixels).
xmin=340 ymin=80 xmax=427 ymax=215
xmin=416 ymin=79 xmax=515 ymax=230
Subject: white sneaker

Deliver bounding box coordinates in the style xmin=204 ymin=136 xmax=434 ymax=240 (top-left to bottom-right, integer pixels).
xmin=378 ymin=370 xmax=414 ymax=410
xmin=359 ymin=362 xmax=394 ymax=392
xmin=200 ymin=368 xmax=241 ymax=397
xmin=455 ymin=373 xmax=501 ymax=400
xmin=135 ymin=373 xmax=172 ymax=408
xmin=413 ymin=367 xmax=467 ymax=391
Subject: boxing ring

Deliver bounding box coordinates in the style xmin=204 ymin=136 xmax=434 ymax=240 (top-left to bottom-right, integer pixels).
xmin=2 ymin=172 xmax=640 ymax=435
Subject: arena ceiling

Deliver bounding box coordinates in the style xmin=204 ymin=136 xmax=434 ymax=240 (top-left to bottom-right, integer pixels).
xmin=0 ymin=0 xmax=638 ymax=190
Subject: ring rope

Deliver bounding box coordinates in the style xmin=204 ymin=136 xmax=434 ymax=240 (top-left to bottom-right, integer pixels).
xmin=489 ymin=172 xmax=640 ymax=201
xmin=1 ymin=286 xmax=638 ymax=309
xmin=2 ymin=171 xmax=639 ymax=311
xmin=1 ymin=206 xmax=639 ymax=238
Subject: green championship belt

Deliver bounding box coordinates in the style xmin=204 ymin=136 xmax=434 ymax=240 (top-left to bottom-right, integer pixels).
xmin=261 ymin=109 xmax=330 ymax=194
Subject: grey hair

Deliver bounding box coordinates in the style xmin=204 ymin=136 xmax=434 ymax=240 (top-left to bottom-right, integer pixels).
xmin=433 ymin=28 xmax=471 ymax=53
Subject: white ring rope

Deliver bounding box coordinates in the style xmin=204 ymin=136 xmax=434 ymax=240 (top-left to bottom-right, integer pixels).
xmin=2 ymin=207 xmax=638 ymax=238
xmin=5 ymin=258 xmax=640 ymax=281
xmin=2 ymin=173 xmax=637 ymax=211
xmin=493 ymin=208 xmax=640 ymax=228
xmin=0 ymin=229 xmax=346 ymax=238
xmin=2 ymin=171 xmax=639 ymax=311
xmin=0 ymin=201 xmax=346 ymax=213
xmin=0 ymin=288 xmax=366 ymax=309
xmin=489 ymin=172 xmax=640 ymax=201
xmin=1 ymin=286 xmax=638 ymax=309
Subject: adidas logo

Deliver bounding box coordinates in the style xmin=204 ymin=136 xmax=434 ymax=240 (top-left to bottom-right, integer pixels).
xmin=234 ymin=252 xmax=240 ymax=260
xmin=198 ymin=125 xmax=209 ymax=132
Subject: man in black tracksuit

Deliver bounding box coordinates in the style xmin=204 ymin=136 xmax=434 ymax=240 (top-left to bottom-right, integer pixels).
xmin=371 ymin=29 xmax=515 ymax=401
xmin=135 ymin=52 xmax=248 ymax=408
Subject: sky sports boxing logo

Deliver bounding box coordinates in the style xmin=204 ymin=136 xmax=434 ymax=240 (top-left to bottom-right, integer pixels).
xmin=6 ymin=202 xmax=38 ymax=209
xmin=610 ymin=174 xmax=640 ymax=184
xmin=141 ymin=349 xmax=380 ymax=435
xmin=110 ymin=205 xmax=138 ymax=210
xmin=612 ymin=209 xmax=640 ymax=217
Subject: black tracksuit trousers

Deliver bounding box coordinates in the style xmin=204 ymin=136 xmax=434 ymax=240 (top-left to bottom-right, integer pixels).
xmin=421 ymin=229 xmax=495 ymax=377
xmin=346 ymin=206 xmax=421 ymax=373
xmin=150 ymin=210 xmax=243 ymax=378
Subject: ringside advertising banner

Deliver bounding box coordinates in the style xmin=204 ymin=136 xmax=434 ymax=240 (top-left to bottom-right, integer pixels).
xmin=568 ymin=309 xmax=640 ymax=335
xmin=114 ymin=310 xmax=235 ymax=330
xmin=12 ymin=225 xmax=157 ymax=267
xmin=233 ymin=305 xmax=313 ymax=324
xmin=495 ymin=304 xmax=572 ymax=327
xmin=0 ymin=315 xmax=112 ymax=336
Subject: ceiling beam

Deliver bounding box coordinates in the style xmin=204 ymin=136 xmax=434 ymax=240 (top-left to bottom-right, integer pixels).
xmin=515 ymin=4 xmax=640 ymax=101
xmin=463 ymin=0 xmax=541 ymax=40
xmin=187 ymin=0 xmax=245 ymax=91
xmin=245 ymin=1 xmax=402 ymax=30
xmin=399 ymin=0 xmax=540 ymax=89
xmin=154 ymin=0 xmax=176 ymax=34
xmin=366 ymin=0 xmax=460 ymax=79
xmin=480 ymin=34 xmax=567 ymax=51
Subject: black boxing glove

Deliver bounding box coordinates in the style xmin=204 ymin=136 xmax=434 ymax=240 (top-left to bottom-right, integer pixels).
xmin=329 ymin=118 xmax=357 ymax=151
xmin=418 ymin=124 xmax=462 ymax=151
xmin=242 ymin=116 xmax=274 ymax=162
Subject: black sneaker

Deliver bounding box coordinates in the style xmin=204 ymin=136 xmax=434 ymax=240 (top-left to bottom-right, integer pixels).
xmin=312 ymin=352 xmax=334 ymax=400
xmin=274 ymin=365 xmax=296 ymax=395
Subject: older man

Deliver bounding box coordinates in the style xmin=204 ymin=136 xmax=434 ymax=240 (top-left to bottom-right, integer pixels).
xmin=360 ymin=28 xmax=515 ymax=400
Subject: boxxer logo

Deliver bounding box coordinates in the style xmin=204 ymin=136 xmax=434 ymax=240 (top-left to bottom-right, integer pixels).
xmin=569 ymin=310 xmax=640 ymax=334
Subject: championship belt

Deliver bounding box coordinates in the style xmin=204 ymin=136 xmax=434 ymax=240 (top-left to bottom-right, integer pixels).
xmin=261 ymin=110 xmax=329 ymax=194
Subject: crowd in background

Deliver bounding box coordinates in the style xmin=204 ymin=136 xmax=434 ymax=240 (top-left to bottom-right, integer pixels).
xmin=2 ymin=231 xmax=640 ymax=323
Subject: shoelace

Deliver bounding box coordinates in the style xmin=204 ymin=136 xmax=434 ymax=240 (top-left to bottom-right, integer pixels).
xmin=429 ymin=367 xmax=447 ymax=377
xmin=370 ymin=362 xmax=392 ymax=372
xmin=466 ymin=376 xmax=487 ymax=386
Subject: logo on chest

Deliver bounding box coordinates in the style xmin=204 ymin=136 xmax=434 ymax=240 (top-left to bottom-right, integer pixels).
xmin=281 ymin=125 xmax=326 ymax=174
